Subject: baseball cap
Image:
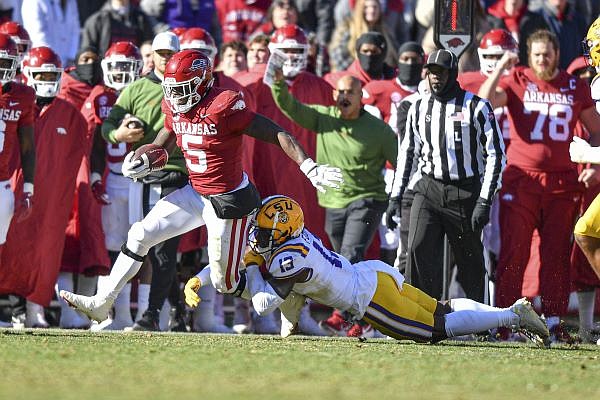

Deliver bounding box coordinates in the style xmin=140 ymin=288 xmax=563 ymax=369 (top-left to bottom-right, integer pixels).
xmin=424 ymin=49 xmax=458 ymax=70
xmin=152 ymin=31 xmax=180 ymax=52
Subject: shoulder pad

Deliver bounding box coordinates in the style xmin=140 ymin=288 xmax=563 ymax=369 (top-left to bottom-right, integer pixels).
xmin=207 ymin=89 xmax=246 ymax=116
xmin=267 ymin=242 xmax=310 ymax=280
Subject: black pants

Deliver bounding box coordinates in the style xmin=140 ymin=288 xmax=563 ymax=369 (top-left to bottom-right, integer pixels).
xmin=407 ymin=175 xmax=485 ymax=302
xmin=141 ymin=172 xmax=188 ymax=318
xmin=398 ymin=189 xmax=415 ymax=274
xmin=325 ymin=198 xmax=387 ymax=263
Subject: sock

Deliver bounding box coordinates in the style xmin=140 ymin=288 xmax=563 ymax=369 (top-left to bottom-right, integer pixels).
xmin=234 ymin=297 xmax=250 ymax=325
xmin=577 ymin=290 xmax=596 ymax=331
xmin=193 ymin=285 xmax=216 ymax=331
xmin=77 ymin=275 xmax=98 ymax=296
xmin=56 ymin=272 xmax=74 ymax=312
xmin=450 ymin=298 xmax=501 ymax=313
xmin=136 ymin=283 xmax=151 ymax=321
xmin=101 ymin=249 xmax=146 ymax=302
xmin=96 ymin=275 xmax=111 ymax=297
xmin=545 ymin=316 xmax=560 ymax=330
xmin=445 ymin=309 xmax=518 ymax=337
xmin=214 ymin=290 xmax=225 ymax=325
xmin=114 ymin=283 xmax=132 ymax=323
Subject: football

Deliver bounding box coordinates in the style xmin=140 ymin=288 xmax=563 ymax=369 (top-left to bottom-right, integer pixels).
xmin=132 ymin=144 xmax=168 ymax=171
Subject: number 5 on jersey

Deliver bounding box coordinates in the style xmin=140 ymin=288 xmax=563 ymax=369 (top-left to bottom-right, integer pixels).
xmin=182 ymin=134 xmax=207 ymax=173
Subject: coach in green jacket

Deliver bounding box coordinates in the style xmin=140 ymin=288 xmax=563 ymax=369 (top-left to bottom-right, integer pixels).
xmin=101 ymin=32 xmax=187 ymax=332
xmin=271 ymin=71 xmax=397 ymax=263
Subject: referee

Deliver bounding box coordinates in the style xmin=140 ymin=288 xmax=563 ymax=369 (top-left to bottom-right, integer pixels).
xmin=388 ymin=49 xmax=505 ymax=302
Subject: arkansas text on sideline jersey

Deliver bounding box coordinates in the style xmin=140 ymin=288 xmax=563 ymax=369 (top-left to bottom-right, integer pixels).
xmin=0 ymin=82 xmax=35 ymax=181
xmin=499 ymin=67 xmax=595 ymax=171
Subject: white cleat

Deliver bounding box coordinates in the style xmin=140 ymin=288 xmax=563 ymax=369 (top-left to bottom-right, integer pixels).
xmin=511 ymin=297 xmax=550 ymax=348
xmin=59 ymin=291 xmax=113 ymax=323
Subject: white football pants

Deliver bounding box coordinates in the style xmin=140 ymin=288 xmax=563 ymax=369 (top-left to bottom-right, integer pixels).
xmin=100 ymin=183 xmax=252 ymax=303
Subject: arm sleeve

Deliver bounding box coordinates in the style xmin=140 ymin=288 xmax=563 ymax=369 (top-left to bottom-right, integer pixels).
xmin=390 ymin=101 xmax=422 ymax=198
xmin=271 ymin=80 xmax=323 ymax=132
xmin=17 ymin=91 xmax=35 ymax=128
xmin=476 ymin=100 xmax=506 ymax=202
xmin=246 ymin=265 xmax=286 ymax=316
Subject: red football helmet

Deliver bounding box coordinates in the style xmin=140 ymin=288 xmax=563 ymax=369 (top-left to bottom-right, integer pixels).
xmin=0 ymin=21 xmax=31 ymax=62
xmin=101 ymin=41 xmax=143 ymax=91
xmin=268 ymin=24 xmax=309 ymax=78
xmin=179 ymin=27 xmax=217 ymax=62
xmin=0 ymin=33 xmax=18 ymax=84
xmin=162 ymin=49 xmax=214 ymax=114
xmin=171 ymin=27 xmax=187 ymax=41
xmin=478 ymin=29 xmax=518 ymax=76
xmin=22 ymin=46 xmax=63 ymax=97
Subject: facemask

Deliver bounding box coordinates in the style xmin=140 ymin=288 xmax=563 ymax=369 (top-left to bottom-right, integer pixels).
xmin=398 ymin=63 xmax=423 ymax=86
xmin=76 ymin=61 xmax=103 ymax=86
xmin=358 ymin=52 xmax=385 ymax=79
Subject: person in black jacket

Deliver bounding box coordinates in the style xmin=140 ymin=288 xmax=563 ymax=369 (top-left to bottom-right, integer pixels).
xmin=81 ymin=0 xmax=156 ymax=58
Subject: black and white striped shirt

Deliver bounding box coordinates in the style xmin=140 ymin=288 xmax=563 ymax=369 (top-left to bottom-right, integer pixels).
xmin=390 ymin=89 xmax=505 ymax=203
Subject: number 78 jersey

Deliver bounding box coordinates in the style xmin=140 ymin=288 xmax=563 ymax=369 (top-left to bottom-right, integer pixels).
xmin=162 ymin=87 xmax=256 ymax=196
xmin=499 ymin=66 xmax=595 ymax=171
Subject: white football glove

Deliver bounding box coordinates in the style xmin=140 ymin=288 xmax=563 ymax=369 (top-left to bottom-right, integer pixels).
xmin=122 ymin=151 xmax=152 ymax=180
xmin=300 ymin=158 xmax=344 ymax=193
xmin=570 ymin=136 xmax=600 ymax=164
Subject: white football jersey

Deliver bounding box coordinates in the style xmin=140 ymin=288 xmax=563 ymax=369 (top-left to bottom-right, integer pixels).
xmin=592 ymin=74 xmax=600 ymax=114
xmin=266 ymin=229 xmax=405 ymax=319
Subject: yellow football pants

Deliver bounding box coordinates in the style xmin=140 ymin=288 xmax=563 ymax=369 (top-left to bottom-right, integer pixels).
xmin=362 ymin=272 xmax=438 ymax=342
xmin=575 ymin=193 xmax=600 ymax=238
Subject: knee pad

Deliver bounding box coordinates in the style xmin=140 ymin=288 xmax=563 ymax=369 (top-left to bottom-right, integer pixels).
xmin=121 ymin=243 xmax=145 ymax=262
xmin=126 ymin=221 xmax=150 ymax=255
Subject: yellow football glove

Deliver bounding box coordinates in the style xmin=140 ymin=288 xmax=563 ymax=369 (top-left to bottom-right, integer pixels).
xmin=243 ymin=249 xmax=265 ymax=268
xmin=184 ymin=277 xmax=202 ymax=308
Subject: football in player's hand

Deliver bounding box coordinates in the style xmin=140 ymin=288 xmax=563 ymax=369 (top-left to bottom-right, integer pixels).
xmin=132 ymin=143 xmax=168 ymax=171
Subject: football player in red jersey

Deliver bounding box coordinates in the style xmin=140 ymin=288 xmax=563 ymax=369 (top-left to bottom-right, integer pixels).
xmin=459 ymin=29 xmax=517 ymax=149
xmin=0 ymin=47 xmax=87 ymax=327
xmin=479 ymin=29 xmax=600 ymax=342
xmin=0 ymin=33 xmax=35 ymax=270
xmin=363 ymin=41 xmax=424 ymax=266
xmin=59 ymin=49 xmax=343 ymax=324
xmin=0 ymin=21 xmax=31 ymax=83
xmin=81 ymin=41 xmax=143 ymax=331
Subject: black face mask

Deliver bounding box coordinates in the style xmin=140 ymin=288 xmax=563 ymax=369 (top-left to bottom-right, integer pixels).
xmin=358 ymin=52 xmax=385 ymax=79
xmin=75 ymin=61 xmax=103 ymax=86
xmin=398 ymin=63 xmax=423 ymax=86
xmin=429 ymin=68 xmax=460 ymax=102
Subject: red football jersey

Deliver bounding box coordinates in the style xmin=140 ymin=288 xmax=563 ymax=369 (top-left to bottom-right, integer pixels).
xmin=458 ymin=71 xmax=511 ymax=145
xmin=0 ymin=82 xmax=35 ymax=181
xmin=58 ymin=68 xmax=94 ymax=110
xmin=163 ymin=87 xmax=256 ymax=195
xmin=362 ymin=78 xmax=414 ymax=133
xmin=80 ymin=85 xmax=129 ymax=173
xmin=500 ymin=67 xmax=595 ymax=171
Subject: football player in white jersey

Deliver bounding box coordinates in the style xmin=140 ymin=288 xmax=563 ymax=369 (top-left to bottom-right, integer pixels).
xmin=185 ymin=195 xmax=551 ymax=346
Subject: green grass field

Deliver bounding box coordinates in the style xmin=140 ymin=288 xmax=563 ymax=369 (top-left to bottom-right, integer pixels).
xmin=1 ymin=329 xmax=598 ymax=400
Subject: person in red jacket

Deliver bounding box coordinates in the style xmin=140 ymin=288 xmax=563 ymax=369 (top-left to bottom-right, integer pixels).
xmin=0 ymin=47 xmax=87 ymax=328
xmin=56 ymin=45 xmax=110 ymax=329
xmin=215 ymin=0 xmax=271 ymax=43
xmin=0 ymin=34 xmax=36 ymax=327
